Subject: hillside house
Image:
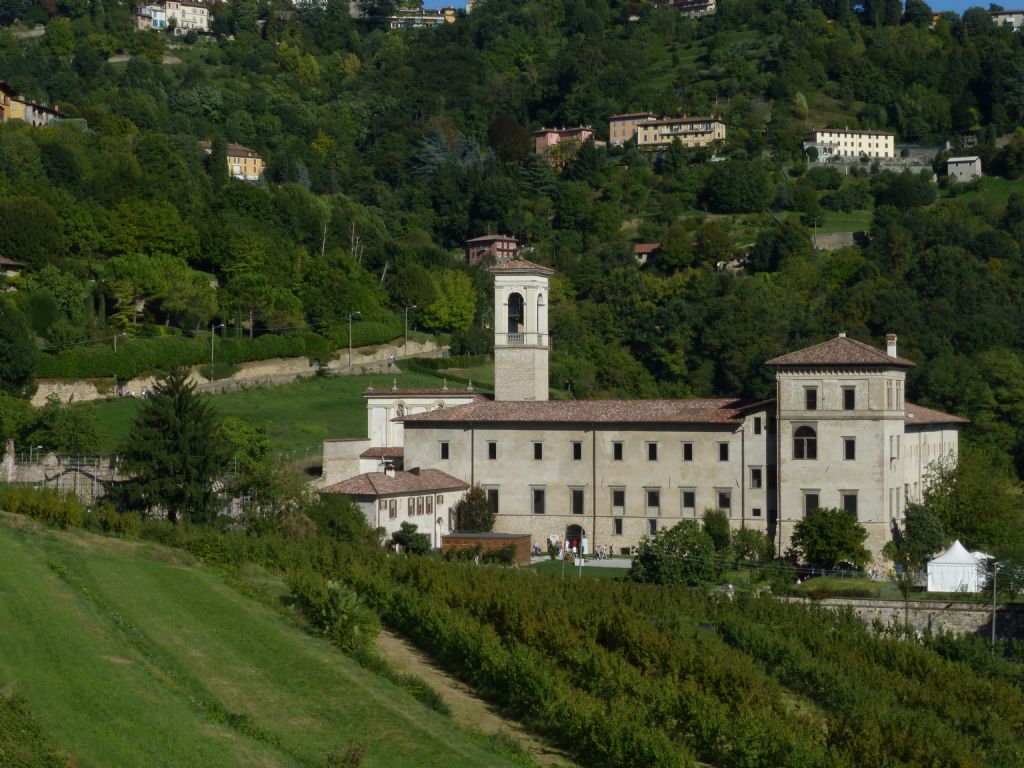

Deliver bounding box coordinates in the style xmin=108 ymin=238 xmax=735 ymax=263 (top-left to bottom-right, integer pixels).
xmin=608 ymin=112 xmax=656 ymax=146
xmin=633 ymin=243 xmax=660 ymax=266
xmin=132 ymin=4 xmax=168 ymax=30
xmin=533 ymin=126 xmax=595 ymax=166
xmin=465 ymin=234 xmax=519 ymax=266
xmin=198 ymin=141 xmax=265 ymax=181
xmin=663 ymin=0 xmax=717 ymax=16
xmin=947 ymin=156 xmax=982 ymax=183
xmin=635 ymin=116 xmax=726 ymax=149
xmin=991 ymin=9 xmax=1023 ymax=30
xmin=388 ymin=6 xmax=457 ymax=28
xmin=804 ymin=128 xmax=895 ymax=161
xmin=321 ymin=467 xmax=469 ymax=547
xmin=163 ymin=0 xmax=210 ymax=33
xmin=0 ymin=82 xmax=60 ymax=127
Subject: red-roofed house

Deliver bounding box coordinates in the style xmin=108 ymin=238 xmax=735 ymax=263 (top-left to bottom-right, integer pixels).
xmin=321 ymin=466 xmax=469 ymax=547
xmin=465 ymin=234 xmax=519 ymax=266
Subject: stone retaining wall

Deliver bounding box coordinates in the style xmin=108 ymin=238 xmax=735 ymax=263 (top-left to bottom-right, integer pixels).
xmin=33 ymin=339 xmax=442 ymax=406
xmin=781 ymin=596 xmax=1024 ymax=639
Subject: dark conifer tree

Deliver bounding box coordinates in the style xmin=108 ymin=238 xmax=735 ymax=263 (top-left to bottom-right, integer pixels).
xmin=120 ymin=368 xmax=229 ymax=524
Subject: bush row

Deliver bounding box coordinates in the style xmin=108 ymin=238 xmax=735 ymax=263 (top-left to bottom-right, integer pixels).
xmin=0 ymin=484 xmax=83 ymax=529
xmin=37 ymin=326 xmax=405 ymax=381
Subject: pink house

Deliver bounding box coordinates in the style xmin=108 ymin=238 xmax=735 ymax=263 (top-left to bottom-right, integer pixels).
xmin=533 ymin=126 xmax=595 ymax=157
xmin=465 ymin=234 xmax=519 ymax=266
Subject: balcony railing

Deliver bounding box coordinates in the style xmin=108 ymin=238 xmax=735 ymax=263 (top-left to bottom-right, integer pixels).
xmin=497 ymin=332 xmax=548 ymax=347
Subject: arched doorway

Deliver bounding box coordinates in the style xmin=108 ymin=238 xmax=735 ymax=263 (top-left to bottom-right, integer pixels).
xmin=565 ymin=524 xmax=586 ymax=555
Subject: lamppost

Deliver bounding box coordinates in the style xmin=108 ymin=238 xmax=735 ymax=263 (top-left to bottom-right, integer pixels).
xmin=112 ymin=332 xmax=126 ymax=352
xmin=404 ymin=305 xmax=417 ymax=357
xmin=347 ymin=311 xmax=361 ymax=368
xmin=210 ymin=323 xmax=225 ymax=365
xmin=29 ymin=444 xmax=43 ymax=463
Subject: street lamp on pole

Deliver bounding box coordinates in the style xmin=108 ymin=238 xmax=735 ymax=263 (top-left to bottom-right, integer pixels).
xmin=30 ymin=444 xmax=43 ymax=463
xmin=347 ymin=311 xmax=361 ymax=368
xmin=210 ymin=323 xmax=225 ymax=365
xmin=404 ymin=305 xmax=417 ymax=358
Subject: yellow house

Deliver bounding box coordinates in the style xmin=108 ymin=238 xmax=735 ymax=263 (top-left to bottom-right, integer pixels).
xmin=636 ymin=116 xmax=726 ymax=149
xmin=199 ymin=140 xmax=265 ymax=182
xmin=0 ymin=81 xmax=60 ymax=127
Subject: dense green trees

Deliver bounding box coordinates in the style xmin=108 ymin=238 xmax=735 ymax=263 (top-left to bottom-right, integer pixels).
xmin=630 ymin=520 xmax=722 ymax=586
xmin=451 ymin=485 xmax=495 ymax=533
xmin=0 ymin=299 xmax=36 ymax=398
xmin=790 ymin=507 xmax=870 ymax=569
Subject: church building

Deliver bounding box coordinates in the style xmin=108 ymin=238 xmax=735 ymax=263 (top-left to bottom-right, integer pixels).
xmin=327 ymin=259 xmax=966 ymax=560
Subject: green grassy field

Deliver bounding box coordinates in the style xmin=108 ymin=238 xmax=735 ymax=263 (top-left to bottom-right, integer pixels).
xmin=76 ymin=370 xmax=457 ymax=455
xmin=958 ymin=175 xmax=1024 ymax=206
xmin=817 ymin=209 xmax=873 ymax=234
xmin=528 ymin=559 xmax=628 ymax=580
xmin=0 ymin=514 xmax=525 ymax=768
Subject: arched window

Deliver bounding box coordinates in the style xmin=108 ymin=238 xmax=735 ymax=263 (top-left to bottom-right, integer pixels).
xmin=507 ymin=292 xmax=524 ymax=334
xmin=794 ymin=426 xmax=817 ymax=460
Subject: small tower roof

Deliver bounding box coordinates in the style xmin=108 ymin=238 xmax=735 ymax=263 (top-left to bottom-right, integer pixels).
xmin=766 ymin=334 xmax=915 ymax=368
xmin=488 ymin=258 xmax=554 ymax=276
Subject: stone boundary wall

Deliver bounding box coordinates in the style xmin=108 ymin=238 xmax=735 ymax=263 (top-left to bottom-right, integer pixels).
xmin=780 ymin=596 xmax=1024 ymax=639
xmin=32 ymin=339 xmax=442 ymax=406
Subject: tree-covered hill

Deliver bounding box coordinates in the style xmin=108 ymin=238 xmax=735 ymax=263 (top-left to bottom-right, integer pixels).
xmin=0 ymin=1 xmax=1024 ymax=517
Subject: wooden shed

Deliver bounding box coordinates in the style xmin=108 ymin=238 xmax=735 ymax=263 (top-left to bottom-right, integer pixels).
xmin=441 ymin=533 xmax=532 ymax=566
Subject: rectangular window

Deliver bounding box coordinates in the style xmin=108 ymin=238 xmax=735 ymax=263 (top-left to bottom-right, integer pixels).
xmin=533 ymin=442 xmax=543 ymax=460
xmin=718 ymin=442 xmax=729 ymax=462
xmin=647 ymin=442 xmax=658 ymax=461
xmin=841 ymin=492 xmax=858 ymax=516
xmin=681 ymin=489 xmax=696 ymax=514
xmin=646 ymin=489 xmax=660 ymax=512
xmin=752 ymin=507 xmax=762 ymax=517
xmin=487 ymin=488 xmax=499 ymax=515
xmin=754 ymin=417 xmax=762 ymax=435
xmin=613 ymin=518 xmax=623 ymax=535
xmin=436 ymin=494 xmax=444 ymax=505
xmin=440 ymin=441 xmax=449 ymax=460
xmin=532 ymin=488 xmax=545 ymax=515
xmin=682 ymin=442 xmax=693 ymax=461
xmin=407 ymin=498 xmax=414 ymax=516
xmin=844 ymin=437 xmax=856 ymax=461
xmin=571 ymin=488 xmax=585 ymax=515
xmin=647 ymin=519 xmax=658 ymax=536
xmin=612 ymin=442 xmax=623 ymax=461
xmin=717 ymin=490 xmax=731 ymax=511
xmin=804 ymin=492 xmax=820 ymax=516
xmin=805 ymin=388 xmax=818 ymax=411
xmin=426 ymin=495 xmax=433 ymax=515
xmin=487 ymin=441 xmax=497 ymax=460
xmin=750 ymin=467 xmax=762 ymax=489
xmin=572 ymin=441 xmax=582 ymax=461
xmin=612 ymin=488 xmax=625 ymax=514
xmin=843 ymin=387 xmax=855 ymax=411
xmin=417 ymin=496 xmax=424 ymax=515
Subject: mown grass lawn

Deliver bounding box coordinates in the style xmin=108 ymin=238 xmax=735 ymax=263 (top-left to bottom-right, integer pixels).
xmin=0 ymin=515 xmax=525 ymax=768
xmin=817 ymin=209 xmax=873 ymax=234
xmin=957 ymin=175 xmax=1024 ymax=207
xmin=528 ymin=558 xmax=629 ymax=580
xmin=76 ymin=370 xmax=452 ymax=455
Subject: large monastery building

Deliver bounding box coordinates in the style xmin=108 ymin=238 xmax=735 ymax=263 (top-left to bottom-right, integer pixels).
xmin=324 ymin=259 xmax=966 ymax=560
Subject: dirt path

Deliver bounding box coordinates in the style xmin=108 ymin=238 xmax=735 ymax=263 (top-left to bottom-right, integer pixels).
xmin=374 ymin=630 xmax=579 ymax=768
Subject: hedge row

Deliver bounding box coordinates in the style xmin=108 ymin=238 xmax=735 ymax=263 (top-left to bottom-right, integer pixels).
xmin=38 ymin=332 xmax=336 ymax=380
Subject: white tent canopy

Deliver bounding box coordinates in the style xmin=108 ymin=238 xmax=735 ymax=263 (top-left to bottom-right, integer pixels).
xmin=926 ymin=540 xmax=990 ymax=593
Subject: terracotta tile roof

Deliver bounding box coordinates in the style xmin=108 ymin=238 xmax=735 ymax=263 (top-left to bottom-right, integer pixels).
xmin=359 ymin=447 xmax=404 ymax=459
xmin=765 ymin=335 xmax=915 ymax=368
xmin=0 ymin=256 xmax=24 ymax=268
xmin=488 ymin=259 xmax=555 ymax=275
xmin=609 ymin=112 xmax=656 ymax=119
xmin=634 ymin=243 xmax=661 ymax=254
xmin=465 ymin=234 xmax=518 ymax=243
xmin=401 ymin=398 xmax=752 ymax=426
xmin=904 ymin=402 xmax=969 ymax=426
xmin=644 ymin=116 xmax=721 ymax=126
xmin=321 ymin=468 xmax=469 ymax=497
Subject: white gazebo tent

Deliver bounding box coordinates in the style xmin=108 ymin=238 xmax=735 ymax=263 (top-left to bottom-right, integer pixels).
xmin=926 ymin=540 xmax=990 ymax=593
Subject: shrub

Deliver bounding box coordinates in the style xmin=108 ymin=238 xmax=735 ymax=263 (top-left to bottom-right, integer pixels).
xmin=0 ymin=484 xmax=83 ymax=529
xmin=286 ymin=566 xmax=379 ymax=653
xmin=630 ymin=520 xmax=722 ymax=586
xmin=702 ymin=508 xmax=731 ymax=551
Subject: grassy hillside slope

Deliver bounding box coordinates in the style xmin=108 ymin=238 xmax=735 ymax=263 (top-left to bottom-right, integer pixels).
xmin=0 ymin=514 xmax=523 ymax=768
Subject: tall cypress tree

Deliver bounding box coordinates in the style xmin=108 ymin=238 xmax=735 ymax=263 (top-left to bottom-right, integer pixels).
xmin=119 ymin=369 xmax=228 ymax=524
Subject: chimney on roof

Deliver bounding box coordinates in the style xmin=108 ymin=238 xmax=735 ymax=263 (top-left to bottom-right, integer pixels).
xmin=838 ymin=332 xmax=846 ymax=338
xmin=886 ymin=333 xmax=898 ymax=357
xmin=383 ymin=462 xmax=396 ymax=478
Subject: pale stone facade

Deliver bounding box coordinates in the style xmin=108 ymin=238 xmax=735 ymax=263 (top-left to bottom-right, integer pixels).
xmin=636 ymin=116 xmax=726 ymax=149
xmin=492 ymin=260 xmax=552 ymax=402
xmin=325 ymin=259 xmax=965 ymax=562
xmin=947 ymin=156 xmax=982 ymax=183
xmin=805 ymin=128 xmax=896 ymax=161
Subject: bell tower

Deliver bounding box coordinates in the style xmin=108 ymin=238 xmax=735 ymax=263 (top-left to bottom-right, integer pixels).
xmin=491 ymin=259 xmax=553 ymax=401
